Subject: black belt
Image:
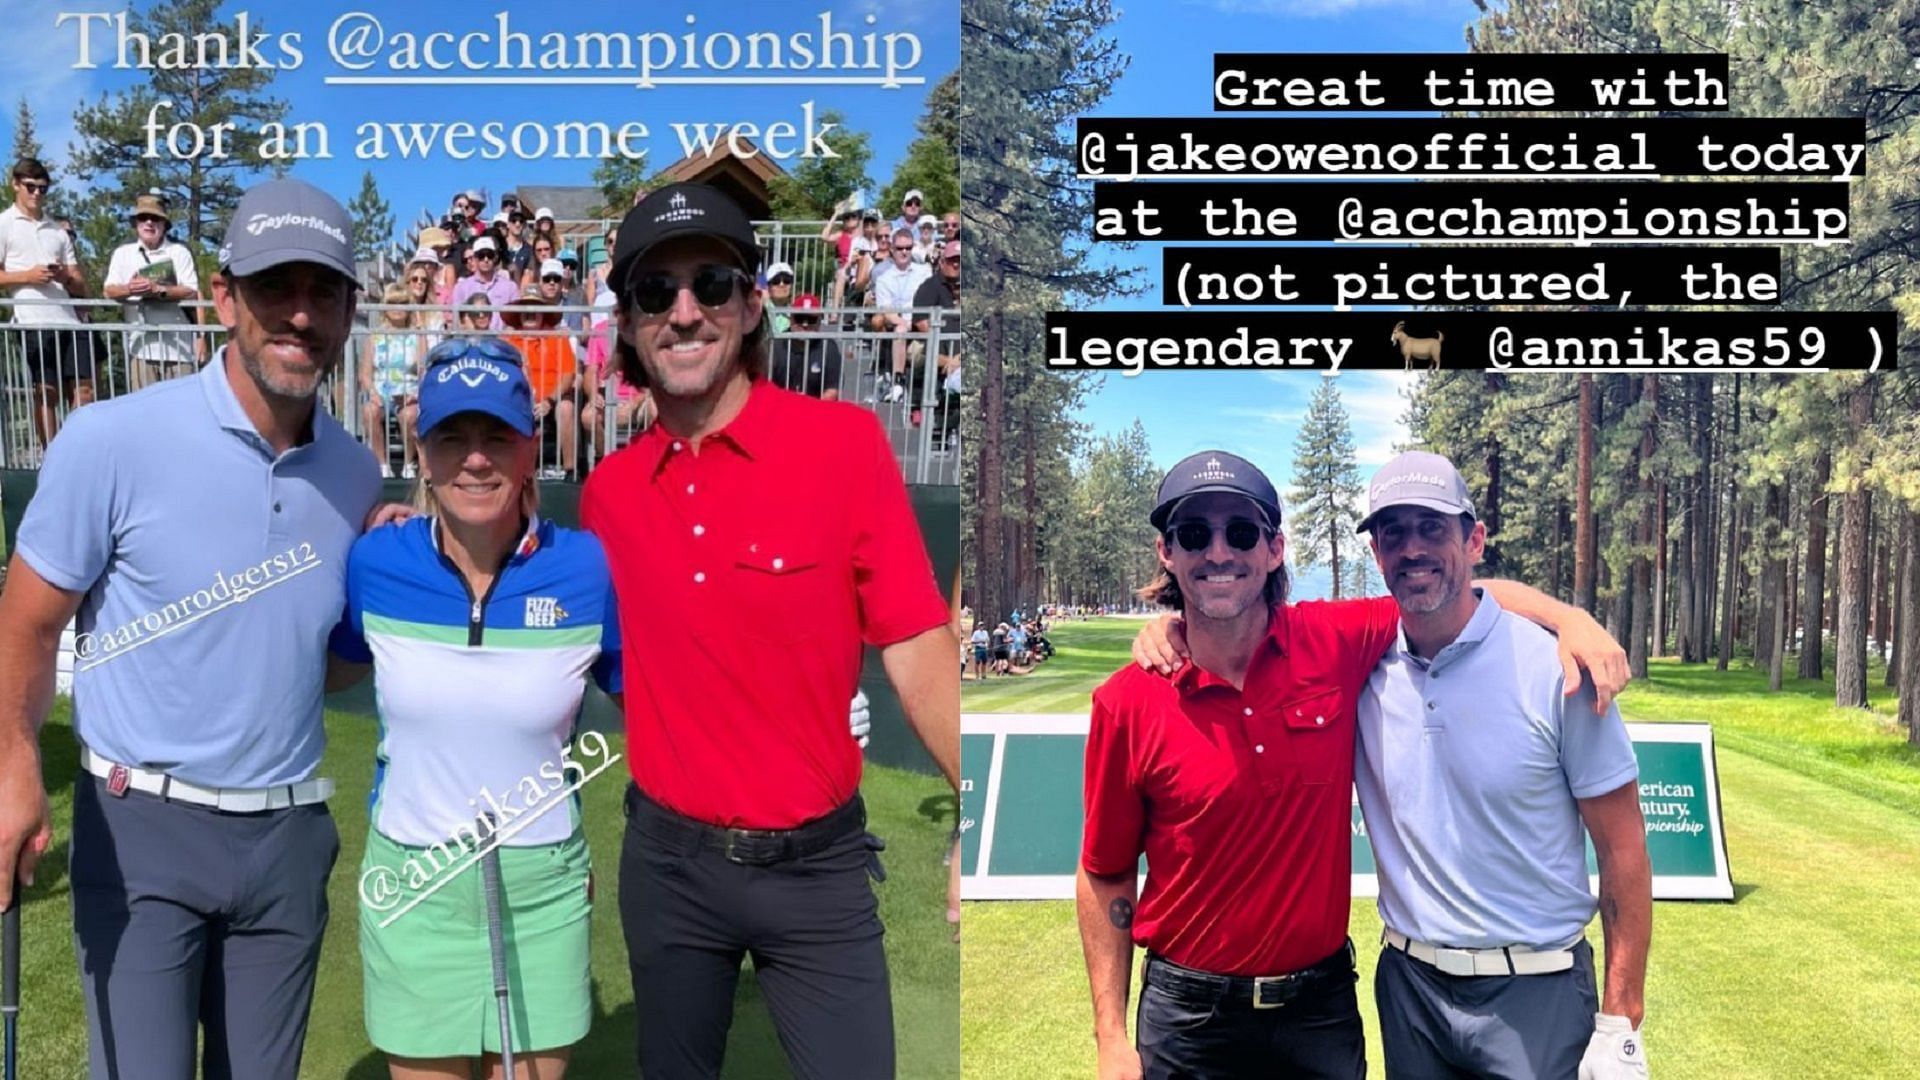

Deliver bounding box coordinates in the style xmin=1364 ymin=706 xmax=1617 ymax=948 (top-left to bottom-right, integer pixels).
xmin=626 ymin=786 xmax=866 ymax=867
xmin=1144 ymin=941 xmax=1356 ymax=1011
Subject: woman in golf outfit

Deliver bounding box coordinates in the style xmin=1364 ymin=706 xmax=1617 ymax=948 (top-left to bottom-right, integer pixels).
xmin=330 ymin=336 xmax=619 ymax=1079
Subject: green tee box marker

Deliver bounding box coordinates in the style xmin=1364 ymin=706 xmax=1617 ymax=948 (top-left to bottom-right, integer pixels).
xmin=962 ymin=715 xmax=1734 ymax=903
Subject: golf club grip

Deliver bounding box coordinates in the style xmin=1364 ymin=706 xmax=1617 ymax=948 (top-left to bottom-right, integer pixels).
xmin=2 ymin=898 xmax=18 ymax=1011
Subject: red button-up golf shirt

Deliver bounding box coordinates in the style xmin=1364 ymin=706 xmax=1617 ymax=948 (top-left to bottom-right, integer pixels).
xmin=581 ymin=380 xmax=949 ymax=828
xmin=1081 ymin=598 xmax=1400 ymax=976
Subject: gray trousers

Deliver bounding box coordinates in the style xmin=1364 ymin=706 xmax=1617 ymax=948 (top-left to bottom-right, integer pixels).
xmin=70 ymin=774 xmax=339 ymax=1080
xmin=1375 ymin=939 xmax=1599 ymax=1080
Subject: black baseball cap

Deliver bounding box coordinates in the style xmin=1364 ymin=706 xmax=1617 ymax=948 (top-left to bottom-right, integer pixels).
xmin=1150 ymin=450 xmax=1283 ymax=531
xmin=609 ymin=183 xmax=761 ymax=298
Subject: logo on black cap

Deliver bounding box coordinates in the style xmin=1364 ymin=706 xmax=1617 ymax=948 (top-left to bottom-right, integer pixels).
xmin=1194 ymin=458 xmax=1235 ymax=483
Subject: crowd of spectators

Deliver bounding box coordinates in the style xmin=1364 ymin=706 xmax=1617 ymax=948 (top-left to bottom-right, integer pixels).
xmin=3 ymin=173 xmax=964 ymax=478
xmin=963 ymin=607 xmax=1054 ymax=680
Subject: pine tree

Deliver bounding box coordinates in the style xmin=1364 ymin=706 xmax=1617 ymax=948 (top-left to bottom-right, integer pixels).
xmin=68 ymin=0 xmax=287 ymax=250
xmin=963 ymin=0 xmax=1138 ymax=624
xmin=1289 ymin=378 xmax=1365 ymax=599
xmin=766 ymin=110 xmax=873 ymax=219
xmin=882 ymin=71 xmax=960 ymax=216
xmin=1 ymin=99 xmax=45 ymax=213
xmin=347 ymin=171 xmax=393 ymax=265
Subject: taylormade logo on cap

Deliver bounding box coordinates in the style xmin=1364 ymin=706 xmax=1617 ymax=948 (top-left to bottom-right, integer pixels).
xmin=1371 ymin=470 xmax=1454 ymax=501
xmin=246 ymin=212 xmax=348 ymax=246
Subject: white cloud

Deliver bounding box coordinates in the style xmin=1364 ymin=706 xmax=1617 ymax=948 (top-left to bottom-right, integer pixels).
xmin=1333 ymin=371 xmax=1413 ymax=467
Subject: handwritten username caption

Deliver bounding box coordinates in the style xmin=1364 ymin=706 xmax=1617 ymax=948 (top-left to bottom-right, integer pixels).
xmin=73 ymin=543 xmax=323 ymax=672
xmin=358 ymin=731 xmax=621 ymax=929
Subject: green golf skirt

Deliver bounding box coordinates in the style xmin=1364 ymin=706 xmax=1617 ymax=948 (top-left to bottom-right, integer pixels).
xmin=359 ymin=825 xmax=592 ymax=1058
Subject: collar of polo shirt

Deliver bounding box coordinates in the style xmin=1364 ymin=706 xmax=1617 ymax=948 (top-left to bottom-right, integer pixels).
xmin=635 ymin=378 xmax=779 ymax=474
xmin=1170 ymin=603 xmax=1291 ymax=694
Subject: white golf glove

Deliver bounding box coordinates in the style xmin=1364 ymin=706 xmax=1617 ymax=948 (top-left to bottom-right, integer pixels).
xmin=1579 ymin=1013 xmax=1648 ymax=1080
xmin=849 ymin=690 xmax=871 ymax=748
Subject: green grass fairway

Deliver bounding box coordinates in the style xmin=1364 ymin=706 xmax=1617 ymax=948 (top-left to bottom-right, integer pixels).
xmin=14 ymin=702 xmax=958 ymax=1079
xmin=961 ymin=618 xmax=1920 ymax=1079
xmin=962 ymin=617 xmax=1149 ymax=714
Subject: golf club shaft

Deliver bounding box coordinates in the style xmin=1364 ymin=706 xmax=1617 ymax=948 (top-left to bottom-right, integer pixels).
xmin=478 ymin=822 xmax=514 ymax=1077
xmin=4 ymin=880 xmax=21 ymax=1080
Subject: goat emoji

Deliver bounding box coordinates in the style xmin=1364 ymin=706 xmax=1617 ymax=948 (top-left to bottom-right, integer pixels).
xmin=1390 ymin=321 xmax=1442 ymax=371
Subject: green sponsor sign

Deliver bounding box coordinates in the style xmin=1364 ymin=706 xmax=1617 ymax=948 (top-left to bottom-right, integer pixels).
xmin=962 ymin=715 xmax=1733 ymax=902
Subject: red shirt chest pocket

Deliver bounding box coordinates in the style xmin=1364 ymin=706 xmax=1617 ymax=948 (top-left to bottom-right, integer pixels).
xmin=730 ymin=539 xmax=838 ymax=642
xmin=1258 ymin=688 xmax=1350 ymax=789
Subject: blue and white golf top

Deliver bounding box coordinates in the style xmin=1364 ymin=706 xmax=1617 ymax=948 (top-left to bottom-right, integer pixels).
xmin=330 ymin=515 xmax=622 ymax=847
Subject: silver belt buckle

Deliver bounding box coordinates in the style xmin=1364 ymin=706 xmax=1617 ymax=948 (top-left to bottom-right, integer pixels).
xmin=1432 ymin=947 xmax=1478 ymax=977
xmin=1251 ymin=975 xmax=1287 ymax=1009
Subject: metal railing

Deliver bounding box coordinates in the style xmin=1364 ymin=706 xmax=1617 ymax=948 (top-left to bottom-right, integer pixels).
xmin=1 ymin=297 xmax=961 ymax=486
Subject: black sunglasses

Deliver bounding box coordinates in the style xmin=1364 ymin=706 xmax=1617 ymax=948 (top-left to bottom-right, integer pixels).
xmin=474 ymin=250 xmax=498 ymax=261
xmin=769 ymin=274 xmax=794 ymax=285
xmin=627 ymin=265 xmax=750 ymax=315
xmin=17 ymin=181 xmax=50 ymax=194
xmin=541 ymin=274 xmax=564 ymax=283
xmin=1168 ymin=520 xmax=1268 ymax=553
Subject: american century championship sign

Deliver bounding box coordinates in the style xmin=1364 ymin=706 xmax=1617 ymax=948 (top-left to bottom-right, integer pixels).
xmin=960 ymin=714 xmax=1733 ymax=902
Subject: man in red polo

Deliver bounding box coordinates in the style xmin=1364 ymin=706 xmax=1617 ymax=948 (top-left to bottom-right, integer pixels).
xmin=581 ymin=182 xmax=957 ymax=1080
xmin=1079 ymin=451 xmax=1624 ymax=1080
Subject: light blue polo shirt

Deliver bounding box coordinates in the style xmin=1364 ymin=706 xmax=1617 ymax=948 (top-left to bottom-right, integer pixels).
xmin=1354 ymin=589 xmax=1639 ymax=950
xmin=17 ymin=351 xmax=380 ymax=787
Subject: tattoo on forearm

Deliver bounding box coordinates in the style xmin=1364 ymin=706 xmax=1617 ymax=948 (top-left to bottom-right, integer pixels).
xmin=1108 ymin=897 xmax=1134 ymax=930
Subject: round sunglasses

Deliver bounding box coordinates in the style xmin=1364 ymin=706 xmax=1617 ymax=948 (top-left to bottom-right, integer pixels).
xmin=627 ymin=265 xmax=751 ymax=315
xmin=1167 ymin=520 xmax=1269 ymax=553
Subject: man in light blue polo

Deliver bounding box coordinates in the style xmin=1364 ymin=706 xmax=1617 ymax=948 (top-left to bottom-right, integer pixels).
xmin=0 ymin=177 xmax=378 ymax=1079
xmin=1354 ymin=451 xmax=1652 ymax=1080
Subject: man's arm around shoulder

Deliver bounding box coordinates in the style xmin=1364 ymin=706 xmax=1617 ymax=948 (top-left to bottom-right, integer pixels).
xmin=1479 ymin=580 xmax=1631 ymax=713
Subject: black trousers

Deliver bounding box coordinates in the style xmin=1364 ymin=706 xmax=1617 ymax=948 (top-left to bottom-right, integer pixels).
xmin=618 ymin=785 xmax=894 ymax=1079
xmin=1136 ymin=945 xmax=1367 ymax=1080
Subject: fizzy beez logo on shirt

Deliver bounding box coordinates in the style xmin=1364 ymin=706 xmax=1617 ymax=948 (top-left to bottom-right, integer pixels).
xmin=525 ymin=596 xmax=568 ymax=628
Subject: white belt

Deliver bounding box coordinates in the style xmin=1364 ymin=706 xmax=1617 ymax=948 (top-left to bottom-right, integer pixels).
xmin=1382 ymin=928 xmax=1575 ymax=977
xmin=80 ymin=747 xmax=333 ymax=813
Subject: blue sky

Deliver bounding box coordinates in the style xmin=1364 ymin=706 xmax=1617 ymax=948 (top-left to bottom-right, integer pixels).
xmin=1073 ymin=0 xmax=1485 ymax=553
xmin=2 ymin=1 xmax=956 ymax=233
